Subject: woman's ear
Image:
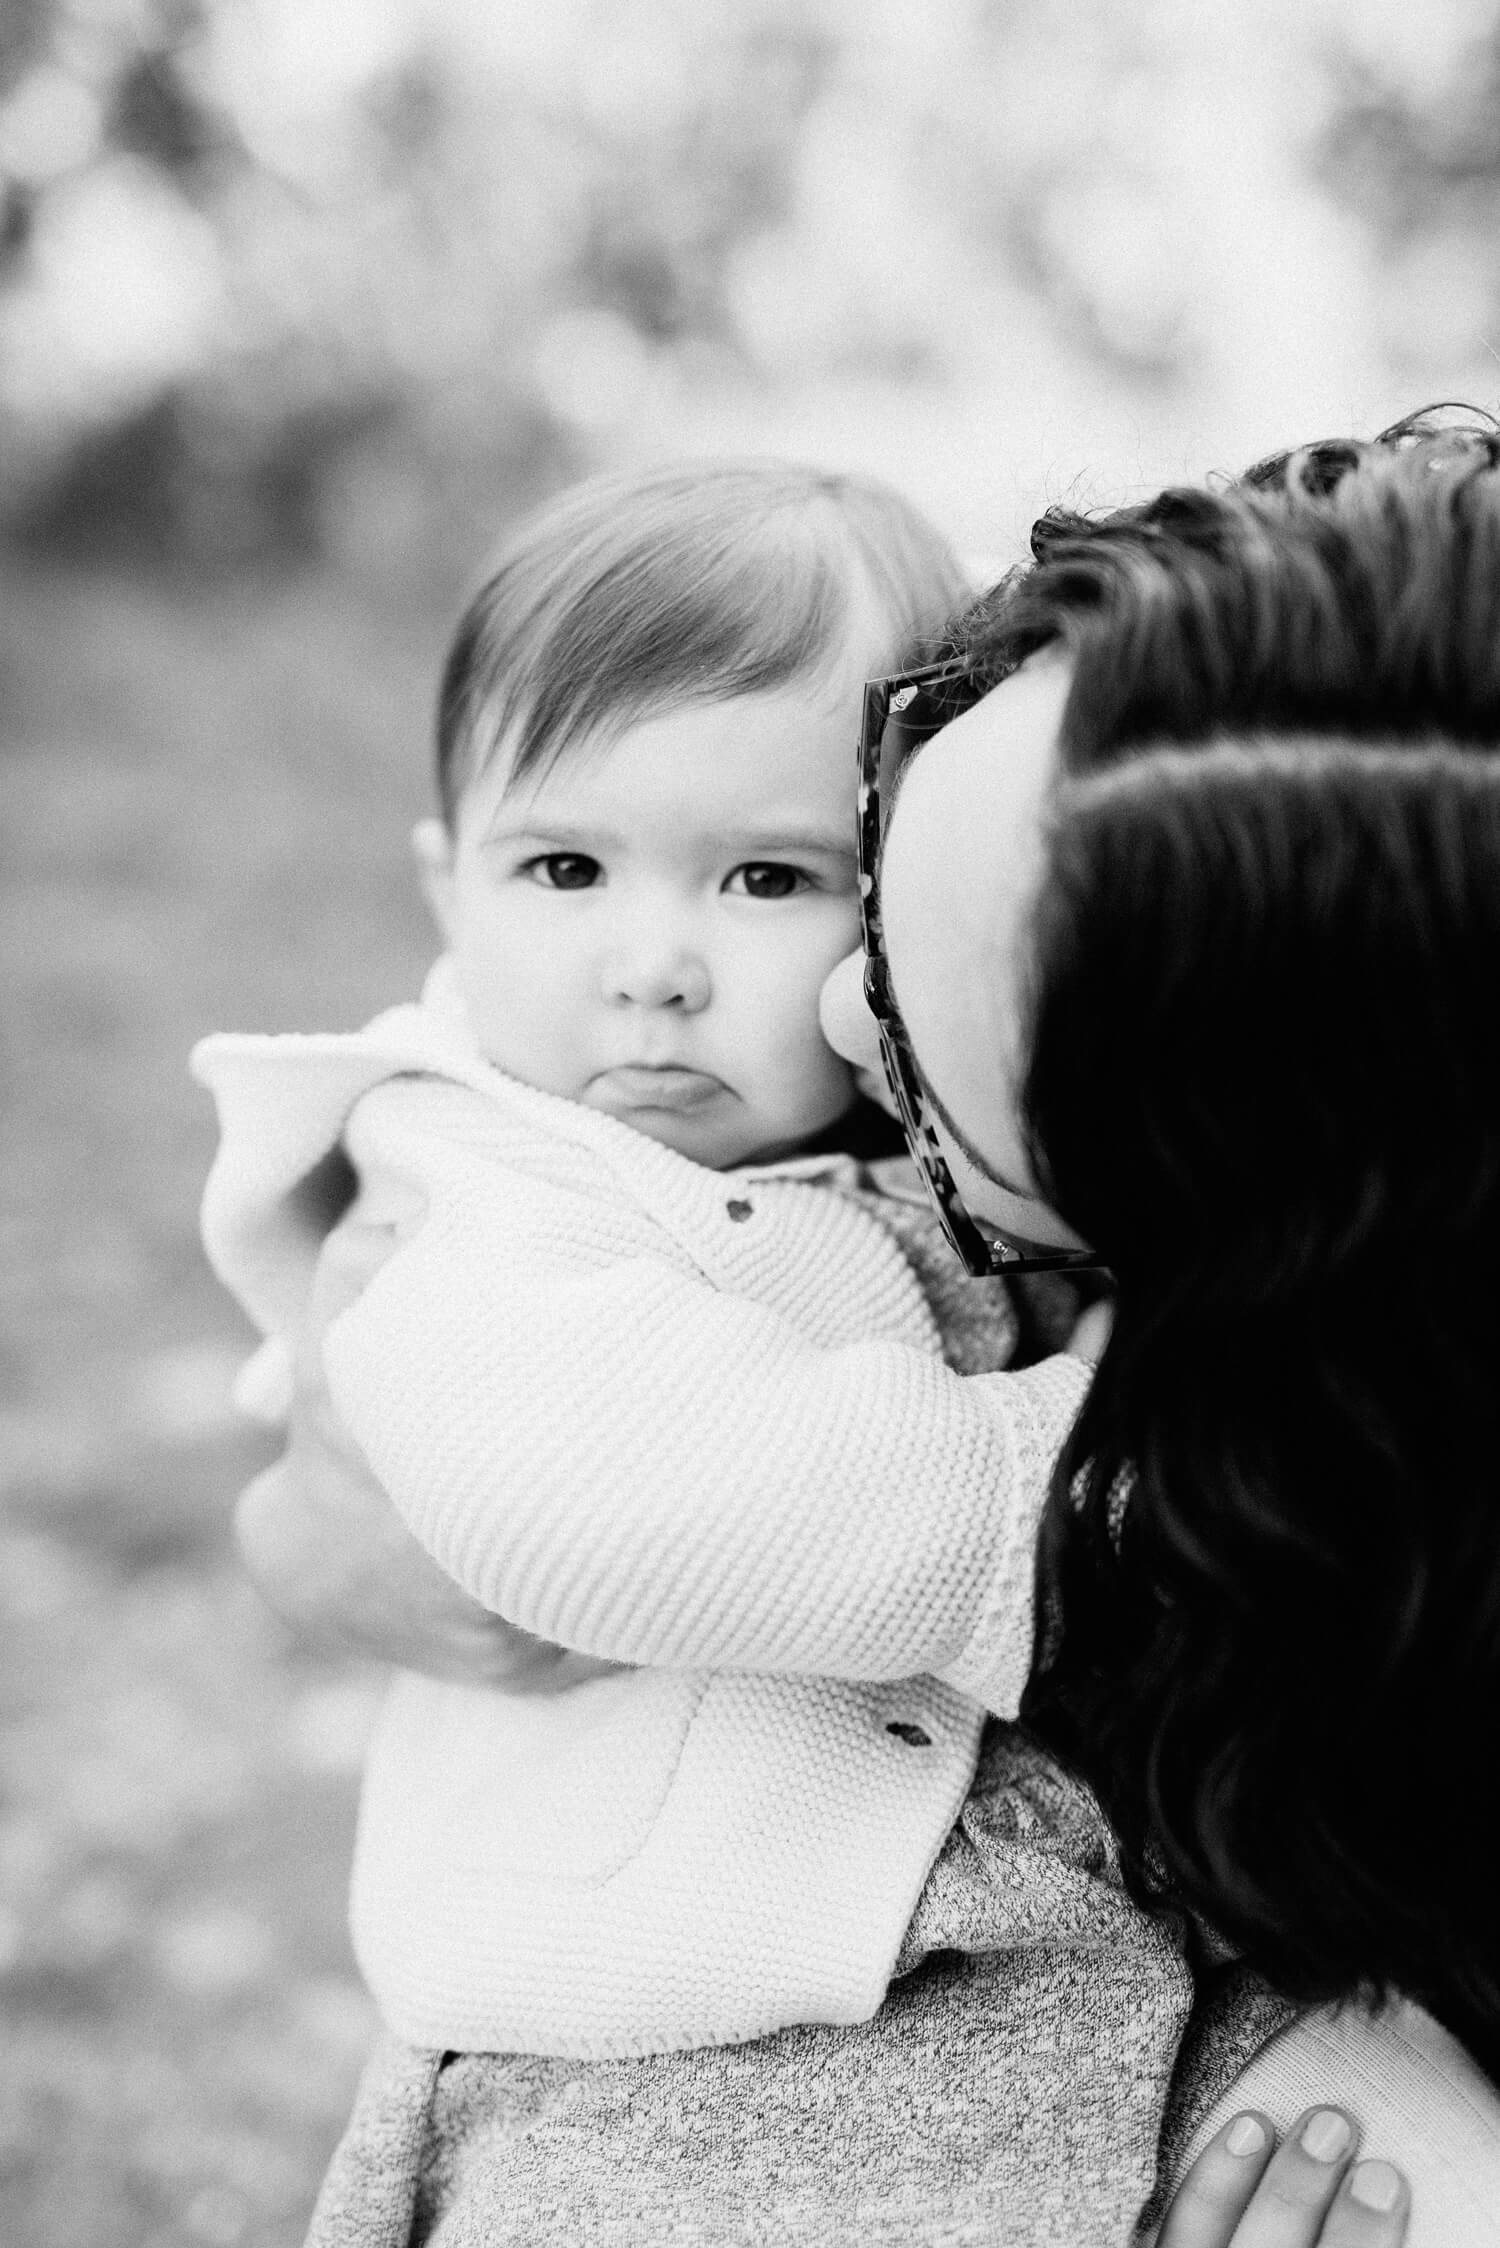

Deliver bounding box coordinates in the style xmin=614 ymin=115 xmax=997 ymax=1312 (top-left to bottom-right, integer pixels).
xmin=411 ymin=818 xmax=457 ymax=943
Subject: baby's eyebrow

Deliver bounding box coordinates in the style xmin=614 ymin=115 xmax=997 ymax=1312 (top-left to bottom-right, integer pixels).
xmin=726 ymin=825 xmax=854 ymax=856
xmin=480 ymin=818 xmax=617 ymax=849
xmin=481 ymin=813 xmax=855 ymax=856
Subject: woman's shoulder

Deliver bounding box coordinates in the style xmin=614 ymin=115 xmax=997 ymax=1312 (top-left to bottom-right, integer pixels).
xmin=1164 ymin=1990 xmax=1500 ymax=2248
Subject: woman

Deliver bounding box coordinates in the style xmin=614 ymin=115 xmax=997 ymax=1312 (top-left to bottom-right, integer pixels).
xmin=818 ymin=419 xmax=1500 ymax=2237
xmin=252 ymin=425 xmax=1500 ymax=2245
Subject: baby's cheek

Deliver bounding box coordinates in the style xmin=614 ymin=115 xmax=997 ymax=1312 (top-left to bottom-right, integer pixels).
xmin=736 ymin=922 xmax=858 ymax=1100
xmin=469 ymin=991 xmax=572 ymax=1096
xmin=788 ymin=1007 xmax=860 ymax=1108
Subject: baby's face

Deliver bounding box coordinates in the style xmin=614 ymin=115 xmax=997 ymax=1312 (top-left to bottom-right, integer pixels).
xmin=418 ymin=669 xmax=865 ymax=1169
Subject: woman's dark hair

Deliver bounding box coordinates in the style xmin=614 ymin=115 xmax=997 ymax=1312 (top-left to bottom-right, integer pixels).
xmin=969 ymin=413 xmax=1500 ymax=2077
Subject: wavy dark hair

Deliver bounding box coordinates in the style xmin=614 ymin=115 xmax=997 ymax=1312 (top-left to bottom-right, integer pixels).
xmin=959 ymin=414 xmax=1500 ymax=2079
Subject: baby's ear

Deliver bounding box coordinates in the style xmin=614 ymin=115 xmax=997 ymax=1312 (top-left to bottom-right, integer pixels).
xmin=411 ymin=818 xmax=457 ymax=942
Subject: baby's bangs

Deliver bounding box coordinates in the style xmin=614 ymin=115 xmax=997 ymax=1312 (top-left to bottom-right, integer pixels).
xmin=500 ymin=512 xmax=855 ymax=791
xmin=438 ymin=463 xmax=968 ymax=816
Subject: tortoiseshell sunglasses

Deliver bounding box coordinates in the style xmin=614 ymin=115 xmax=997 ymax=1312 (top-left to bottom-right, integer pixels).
xmin=857 ymin=659 xmax=1104 ymax=1278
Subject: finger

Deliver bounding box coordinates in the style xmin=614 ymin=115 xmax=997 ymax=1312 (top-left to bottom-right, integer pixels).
xmin=1229 ymin=2109 xmax=1359 ymax=2248
xmin=1157 ymin=2111 xmax=1276 ymax=2248
xmin=1065 ymin=1299 xmax=1114 ymax=1361
xmin=297 ymin=1219 xmax=399 ymax=1383
xmin=1312 ymin=2161 xmax=1409 ymax=2248
xmin=235 ymin=1458 xmax=320 ymax=1583
xmin=318 ymin=1215 xmax=399 ymax=1295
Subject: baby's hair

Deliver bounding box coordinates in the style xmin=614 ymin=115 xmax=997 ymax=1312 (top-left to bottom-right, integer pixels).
xmin=435 ymin=459 xmax=969 ymax=826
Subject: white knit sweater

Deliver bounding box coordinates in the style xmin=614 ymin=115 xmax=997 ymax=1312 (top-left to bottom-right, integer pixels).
xmin=193 ymin=964 xmax=1090 ymax=2057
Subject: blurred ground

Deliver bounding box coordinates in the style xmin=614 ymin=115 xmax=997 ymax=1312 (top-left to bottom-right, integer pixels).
xmin=0 ymin=555 xmax=457 ymax=2247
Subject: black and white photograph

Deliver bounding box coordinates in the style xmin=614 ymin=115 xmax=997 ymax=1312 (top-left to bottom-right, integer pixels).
xmin=4 ymin=3 xmax=1500 ymax=2243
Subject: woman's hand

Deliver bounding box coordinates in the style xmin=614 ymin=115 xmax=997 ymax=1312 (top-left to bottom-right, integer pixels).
xmin=235 ymin=1204 xmax=618 ymax=1691
xmin=236 ymin=1440 xmax=614 ymax=1689
xmin=1064 ymin=1295 xmax=1113 ymax=1362
xmin=1156 ymin=2108 xmax=1408 ymax=2248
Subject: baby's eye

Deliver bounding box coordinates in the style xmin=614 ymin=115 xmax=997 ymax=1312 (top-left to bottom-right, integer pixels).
xmin=725 ymin=862 xmax=808 ymax=900
xmin=524 ymin=853 xmax=601 ymax=890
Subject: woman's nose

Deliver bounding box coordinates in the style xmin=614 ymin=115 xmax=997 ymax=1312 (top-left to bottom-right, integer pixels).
xmin=603 ymin=928 xmax=710 ymax=1011
xmin=819 ymin=949 xmax=882 ymax=1070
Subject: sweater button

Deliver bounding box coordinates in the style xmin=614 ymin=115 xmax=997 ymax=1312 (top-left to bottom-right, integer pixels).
xmin=726 ymin=1198 xmax=754 ymax=1222
xmin=885 ymin=1720 xmax=932 ymax=1748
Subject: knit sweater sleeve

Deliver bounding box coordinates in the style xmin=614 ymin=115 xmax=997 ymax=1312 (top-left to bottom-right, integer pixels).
xmin=322 ymin=1104 xmax=1090 ymax=1714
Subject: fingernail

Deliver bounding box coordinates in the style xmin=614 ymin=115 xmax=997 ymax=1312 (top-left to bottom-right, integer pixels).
xmin=1225 ymin=2115 xmax=1267 ymax=2157
xmin=1349 ymin=2160 xmax=1402 ymax=2213
xmin=1301 ymin=2110 xmax=1353 ymax=2163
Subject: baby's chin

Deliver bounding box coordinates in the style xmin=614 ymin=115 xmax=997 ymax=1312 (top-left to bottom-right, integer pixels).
xmin=614 ymin=1113 xmax=745 ymax=1167
xmin=581 ymin=1087 xmax=856 ymax=1173
xmin=621 ymin=1116 xmax=815 ymax=1172
xmin=578 ymin=1084 xmax=748 ymax=1168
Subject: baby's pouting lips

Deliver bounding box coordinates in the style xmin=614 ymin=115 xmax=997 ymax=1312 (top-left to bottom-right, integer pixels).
xmin=589 ymin=1064 xmax=728 ymax=1113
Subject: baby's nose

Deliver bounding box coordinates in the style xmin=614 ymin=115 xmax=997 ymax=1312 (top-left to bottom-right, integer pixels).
xmin=603 ymin=933 xmax=710 ymax=1011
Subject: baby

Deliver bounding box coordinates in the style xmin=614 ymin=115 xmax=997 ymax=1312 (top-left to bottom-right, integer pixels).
xmin=192 ymin=460 xmax=1095 ymax=2065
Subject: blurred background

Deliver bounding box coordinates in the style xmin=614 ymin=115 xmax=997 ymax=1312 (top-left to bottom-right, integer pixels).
xmin=4 ymin=0 xmax=1500 ymax=2240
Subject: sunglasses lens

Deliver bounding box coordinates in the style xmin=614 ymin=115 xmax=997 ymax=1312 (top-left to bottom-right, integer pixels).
xmin=871 ymin=674 xmax=984 ymax=851
xmin=871 ymin=684 xmax=920 ymax=819
xmin=862 ymin=668 xmax=980 ymax=852
xmin=861 ymin=664 xmax=1102 ymax=1277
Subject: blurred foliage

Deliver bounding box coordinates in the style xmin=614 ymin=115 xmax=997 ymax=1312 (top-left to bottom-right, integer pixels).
xmin=3 ymin=0 xmax=1500 ymax=574
xmin=1315 ymin=13 xmax=1500 ymax=400
xmin=1324 ymin=25 xmax=1500 ymax=232
xmin=0 ymin=0 xmax=838 ymax=568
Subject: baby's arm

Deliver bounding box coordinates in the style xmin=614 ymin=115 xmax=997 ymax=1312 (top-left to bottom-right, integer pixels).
xmin=234 ymin=1228 xmax=551 ymax=1682
xmin=237 ymin=1206 xmax=614 ymax=1689
xmin=323 ymin=1149 xmax=1089 ymax=1714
